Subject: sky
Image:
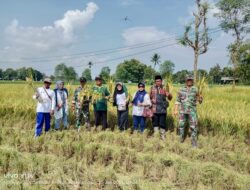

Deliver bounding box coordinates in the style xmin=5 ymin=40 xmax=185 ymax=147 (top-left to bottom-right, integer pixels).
xmin=0 ymin=0 xmax=236 ymax=77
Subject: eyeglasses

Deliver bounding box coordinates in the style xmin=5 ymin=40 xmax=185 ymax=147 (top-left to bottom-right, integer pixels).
xmin=139 ymin=86 xmax=144 ymax=88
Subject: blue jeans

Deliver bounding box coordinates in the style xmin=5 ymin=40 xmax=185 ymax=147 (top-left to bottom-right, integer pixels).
xmin=133 ymin=115 xmax=146 ymax=132
xmin=35 ymin=112 xmax=51 ymax=137
xmin=55 ymin=109 xmax=68 ymax=130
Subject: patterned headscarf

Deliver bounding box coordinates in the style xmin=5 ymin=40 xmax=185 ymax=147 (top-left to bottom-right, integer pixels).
xmin=56 ymin=80 xmax=64 ymax=89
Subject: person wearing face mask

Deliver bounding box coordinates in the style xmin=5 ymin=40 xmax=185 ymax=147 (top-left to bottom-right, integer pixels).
xmin=33 ymin=78 xmax=55 ymax=137
xmin=52 ymin=80 xmax=69 ymax=130
xmin=112 ymin=82 xmax=130 ymax=131
xmin=174 ymin=75 xmax=203 ymax=147
xmin=131 ymin=82 xmax=151 ymax=133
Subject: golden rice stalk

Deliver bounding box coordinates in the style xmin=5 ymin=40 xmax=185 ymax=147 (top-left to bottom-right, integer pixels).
xmin=91 ymin=91 xmax=103 ymax=104
xmin=25 ymin=71 xmax=36 ymax=92
xmin=197 ymin=76 xmax=207 ymax=96
xmin=79 ymin=84 xmax=93 ymax=103
xmin=107 ymin=77 xmax=114 ymax=94
xmin=128 ymin=90 xmax=132 ymax=102
xmin=26 ymin=70 xmax=43 ymax=102
xmin=164 ymin=76 xmax=173 ymax=93
xmin=65 ymin=82 xmax=73 ymax=95
xmin=107 ymin=77 xmax=114 ymax=103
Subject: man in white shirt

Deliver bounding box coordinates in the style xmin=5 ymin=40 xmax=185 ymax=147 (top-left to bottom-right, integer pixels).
xmin=33 ymin=78 xmax=55 ymax=137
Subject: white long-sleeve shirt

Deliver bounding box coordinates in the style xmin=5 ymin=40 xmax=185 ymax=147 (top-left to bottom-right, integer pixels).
xmin=33 ymin=87 xmax=55 ymax=113
xmin=132 ymin=93 xmax=152 ymax=116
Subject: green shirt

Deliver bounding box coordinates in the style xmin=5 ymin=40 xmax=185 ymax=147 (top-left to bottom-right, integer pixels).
xmin=175 ymin=86 xmax=198 ymax=114
xmin=92 ymin=85 xmax=110 ymax=111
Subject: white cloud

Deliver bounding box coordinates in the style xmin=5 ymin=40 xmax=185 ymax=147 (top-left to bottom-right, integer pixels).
xmin=120 ymin=0 xmax=140 ymax=6
xmin=121 ymin=25 xmax=233 ymax=72
xmin=54 ymin=2 xmax=98 ymax=40
xmin=122 ymin=26 xmax=174 ymax=45
xmin=2 ymin=2 xmax=99 ymax=58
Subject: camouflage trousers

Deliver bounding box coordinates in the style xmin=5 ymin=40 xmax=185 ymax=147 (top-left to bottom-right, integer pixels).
xmin=178 ymin=112 xmax=198 ymax=139
xmin=75 ymin=108 xmax=90 ymax=128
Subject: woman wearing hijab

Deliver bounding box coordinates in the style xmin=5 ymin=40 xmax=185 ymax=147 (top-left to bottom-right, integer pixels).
xmin=113 ymin=82 xmax=129 ymax=130
xmin=132 ymin=82 xmax=151 ymax=133
xmin=52 ymin=80 xmax=69 ymax=130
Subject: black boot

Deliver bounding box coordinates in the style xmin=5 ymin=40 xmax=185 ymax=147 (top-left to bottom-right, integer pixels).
xmin=191 ymin=137 xmax=197 ymax=148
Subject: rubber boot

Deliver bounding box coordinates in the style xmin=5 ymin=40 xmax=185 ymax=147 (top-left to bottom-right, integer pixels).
xmin=154 ymin=126 xmax=159 ymax=133
xmin=160 ymin=128 xmax=166 ymax=140
xmin=179 ymin=128 xmax=184 ymax=143
xmin=154 ymin=126 xmax=159 ymax=137
xmin=191 ymin=137 xmax=197 ymax=148
xmin=86 ymin=122 xmax=91 ymax=131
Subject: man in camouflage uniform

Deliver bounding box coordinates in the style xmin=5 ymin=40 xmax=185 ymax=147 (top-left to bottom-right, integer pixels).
xmin=174 ymin=75 xmax=203 ymax=147
xmin=72 ymin=77 xmax=90 ymax=130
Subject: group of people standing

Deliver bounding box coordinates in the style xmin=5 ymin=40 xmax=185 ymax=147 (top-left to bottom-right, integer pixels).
xmin=33 ymin=74 xmax=202 ymax=147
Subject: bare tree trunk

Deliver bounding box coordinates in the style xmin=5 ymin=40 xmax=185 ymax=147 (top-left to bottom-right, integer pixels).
xmin=231 ymin=46 xmax=238 ymax=91
xmin=232 ymin=61 xmax=236 ymax=91
xmin=194 ymin=6 xmax=199 ymax=84
xmin=179 ymin=0 xmax=210 ymax=81
xmin=232 ymin=77 xmax=236 ymax=90
xmin=231 ymin=16 xmax=241 ymax=91
xmin=194 ymin=51 xmax=199 ymax=84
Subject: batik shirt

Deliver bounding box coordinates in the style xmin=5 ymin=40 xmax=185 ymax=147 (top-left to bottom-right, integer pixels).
xmin=150 ymin=85 xmax=169 ymax=114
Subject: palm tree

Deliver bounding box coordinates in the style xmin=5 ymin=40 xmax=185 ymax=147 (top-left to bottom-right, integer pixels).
xmin=151 ymin=53 xmax=161 ymax=69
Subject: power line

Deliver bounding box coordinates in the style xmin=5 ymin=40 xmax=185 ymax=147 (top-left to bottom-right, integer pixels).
xmin=0 ymin=27 xmax=221 ymax=63
xmin=27 ymin=27 xmax=221 ymax=61
xmin=3 ymin=35 xmax=177 ymax=62
xmin=21 ymin=37 xmax=177 ymax=62
xmin=37 ymin=28 xmax=222 ymax=72
xmin=74 ymin=28 xmax=223 ymax=68
xmin=0 ymin=28 xmax=222 ymax=74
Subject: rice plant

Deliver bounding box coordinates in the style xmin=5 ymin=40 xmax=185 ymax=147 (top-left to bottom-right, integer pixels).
xmin=0 ymin=82 xmax=250 ymax=189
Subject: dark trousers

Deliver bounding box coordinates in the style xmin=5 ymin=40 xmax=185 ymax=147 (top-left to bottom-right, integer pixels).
xmin=133 ymin=116 xmax=146 ymax=132
xmin=94 ymin=110 xmax=108 ymax=129
xmin=35 ymin=112 xmax=51 ymax=137
xmin=152 ymin=113 xmax=167 ymax=130
xmin=117 ymin=109 xmax=129 ymax=131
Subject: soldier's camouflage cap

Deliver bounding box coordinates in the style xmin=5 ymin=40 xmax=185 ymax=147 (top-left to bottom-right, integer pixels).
xmin=185 ymin=74 xmax=194 ymax=81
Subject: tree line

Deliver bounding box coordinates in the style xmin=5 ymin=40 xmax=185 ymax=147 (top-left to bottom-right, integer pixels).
xmin=1 ymin=46 xmax=249 ymax=84
xmin=0 ymin=67 xmax=44 ymax=81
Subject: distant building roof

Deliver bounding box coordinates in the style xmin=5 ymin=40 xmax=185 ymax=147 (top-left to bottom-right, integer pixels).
xmin=221 ymin=77 xmax=239 ymax=81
